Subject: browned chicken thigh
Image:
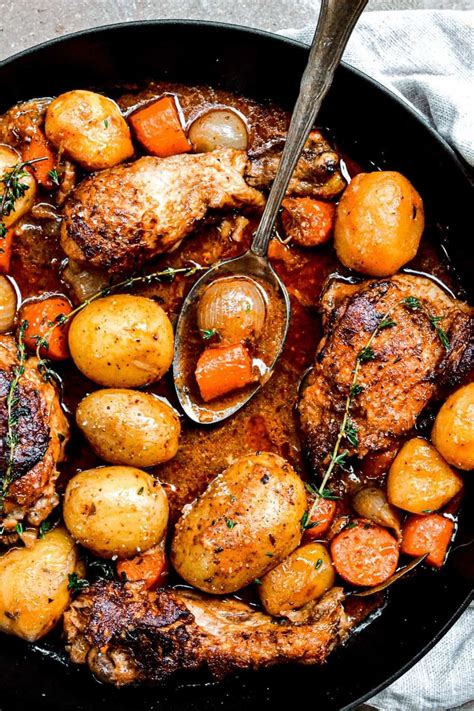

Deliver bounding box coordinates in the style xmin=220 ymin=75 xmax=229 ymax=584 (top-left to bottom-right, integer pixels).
xmin=61 ymin=148 xmax=265 ymax=274
xmin=0 ymin=336 xmax=69 ymax=533
xmin=64 ymin=580 xmax=374 ymax=686
xmin=298 ymin=275 xmax=473 ymax=474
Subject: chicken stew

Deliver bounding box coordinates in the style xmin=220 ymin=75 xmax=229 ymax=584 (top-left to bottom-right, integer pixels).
xmin=0 ymin=80 xmax=472 ymax=686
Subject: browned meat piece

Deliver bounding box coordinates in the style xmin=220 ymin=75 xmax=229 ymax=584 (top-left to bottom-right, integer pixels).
xmin=298 ymin=275 xmax=473 ymax=474
xmin=246 ymin=130 xmax=346 ymax=199
xmin=64 ymin=580 xmax=368 ymax=686
xmin=0 ymin=336 xmax=69 ymax=534
xmin=60 ymin=148 xmax=265 ymax=274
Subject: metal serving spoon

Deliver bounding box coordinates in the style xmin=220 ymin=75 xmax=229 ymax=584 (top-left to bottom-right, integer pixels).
xmin=173 ymin=0 xmax=368 ymax=424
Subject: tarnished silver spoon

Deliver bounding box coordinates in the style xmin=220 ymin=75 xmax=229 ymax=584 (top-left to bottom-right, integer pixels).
xmin=173 ymin=0 xmax=368 ymax=424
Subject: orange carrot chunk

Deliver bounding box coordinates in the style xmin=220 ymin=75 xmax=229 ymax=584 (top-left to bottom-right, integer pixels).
xmin=22 ymin=129 xmax=57 ymax=189
xmin=20 ymin=296 xmax=72 ymax=360
xmin=0 ymin=228 xmax=15 ymax=274
xmin=330 ymin=519 xmax=399 ymax=587
xmin=303 ymin=497 xmax=337 ymax=541
xmin=401 ymin=514 xmax=454 ymax=568
xmin=281 ymin=197 xmax=336 ymax=247
xmin=195 ymin=343 xmax=255 ymax=402
xmin=116 ymin=541 xmax=169 ymax=590
xmin=129 ymin=96 xmax=191 ymax=158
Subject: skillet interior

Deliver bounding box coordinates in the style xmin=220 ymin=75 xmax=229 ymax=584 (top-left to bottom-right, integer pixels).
xmin=0 ymin=20 xmax=472 ymax=711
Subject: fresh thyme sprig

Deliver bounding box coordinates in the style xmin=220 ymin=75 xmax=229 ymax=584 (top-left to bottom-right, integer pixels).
xmin=402 ymin=296 xmax=450 ymax=351
xmin=306 ymin=294 xmax=450 ymax=521
xmin=0 ymin=157 xmax=48 ymax=238
xmin=0 ymin=320 xmax=29 ymax=508
xmin=35 ymin=264 xmax=207 ymax=378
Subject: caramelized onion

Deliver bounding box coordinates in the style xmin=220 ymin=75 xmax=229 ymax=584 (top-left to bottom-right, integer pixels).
xmin=197 ymin=276 xmax=266 ymax=345
xmin=352 ymin=486 xmax=402 ymax=539
xmin=189 ymin=109 xmax=248 ymax=152
xmin=0 ymin=276 xmax=17 ymax=333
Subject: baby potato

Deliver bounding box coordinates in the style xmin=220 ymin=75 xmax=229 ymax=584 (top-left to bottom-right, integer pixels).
xmin=387 ymin=437 xmax=463 ymax=514
xmin=45 ymin=90 xmax=134 ymax=170
xmin=76 ymin=389 xmax=180 ymax=467
xmin=334 ymin=171 xmax=424 ymax=276
xmin=0 ymin=144 xmax=36 ymax=226
xmin=0 ymin=528 xmax=83 ymax=642
xmin=259 ymin=542 xmax=335 ymax=616
xmin=432 ymin=384 xmax=474 ymax=471
xmin=68 ymin=294 xmax=174 ymax=387
xmin=63 ymin=466 xmax=169 ymax=559
xmin=171 ymin=452 xmax=307 ymax=594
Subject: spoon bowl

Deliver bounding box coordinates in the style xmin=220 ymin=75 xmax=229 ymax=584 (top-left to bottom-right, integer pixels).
xmin=173 ymin=250 xmax=291 ymax=424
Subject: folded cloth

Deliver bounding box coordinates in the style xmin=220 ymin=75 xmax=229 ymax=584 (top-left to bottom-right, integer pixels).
xmin=281 ymin=9 xmax=474 ymax=165
xmin=281 ymin=9 xmax=474 ymax=710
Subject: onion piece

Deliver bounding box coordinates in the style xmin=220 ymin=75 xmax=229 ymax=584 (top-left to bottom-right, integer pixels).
xmin=189 ymin=109 xmax=248 ymax=152
xmin=352 ymin=486 xmax=402 ymax=539
xmin=197 ymin=276 xmax=266 ymax=345
xmin=0 ymin=276 xmax=17 ymax=333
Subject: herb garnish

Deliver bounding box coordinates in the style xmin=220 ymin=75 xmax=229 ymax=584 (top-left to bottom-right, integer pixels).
xmin=0 ymin=157 xmax=48 ymax=238
xmin=39 ymin=520 xmax=52 ymax=538
xmin=67 ymin=572 xmax=90 ymax=594
xmin=47 ymin=168 xmax=60 ymax=186
xmin=201 ymin=328 xmax=219 ymax=340
xmin=403 ymin=296 xmax=450 ymax=350
xmin=0 ymin=320 xmax=28 ymax=509
xmin=35 ymin=264 xmax=207 ymax=378
xmin=15 ymin=522 xmax=24 ymax=535
xmin=314 ymin=558 xmax=323 ymax=570
xmin=225 ymin=517 xmax=236 ymax=529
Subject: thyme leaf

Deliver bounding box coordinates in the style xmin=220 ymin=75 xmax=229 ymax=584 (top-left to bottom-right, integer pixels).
xmin=67 ymin=572 xmax=90 ymax=594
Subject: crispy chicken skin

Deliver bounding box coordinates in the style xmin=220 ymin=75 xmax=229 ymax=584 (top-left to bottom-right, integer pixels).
xmin=61 ymin=148 xmax=265 ymax=274
xmin=298 ymin=275 xmax=473 ymax=473
xmin=0 ymin=336 xmax=69 ymax=533
xmin=64 ymin=580 xmax=360 ymax=686
xmin=246 ymin=130 xmax=346 ymax=199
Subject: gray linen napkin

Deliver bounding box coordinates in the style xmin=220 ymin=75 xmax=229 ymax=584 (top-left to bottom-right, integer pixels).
xmin=281 ymin=9 xmax=474 ymax=165
xmin=280 ymin=9 xmax=474 ymax=710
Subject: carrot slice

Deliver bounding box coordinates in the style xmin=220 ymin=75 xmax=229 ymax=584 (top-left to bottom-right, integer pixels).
xmin=20 ymin=296 xmax=72 ymax=360
xmin=330 ymin=519 xmax=399 ymax=587
xmin=195 ymin=343 xmax=255 ymax=402
xmin=281 ymin=197 xmax=336 ymax=247
xmin=303 ymin=497 xmax=337 ymax=541
xmin=129 ymin=96 xmax=191 ymax=158
xmin=0 ymin=227 xmax=15 ymax=274
xmin=22 ymin=129 xmax=56 ymax=189
xmin=401 ymin=514 xmax=454 ymax=568
xmin=116 ymin=541 xmax=169 ymax=590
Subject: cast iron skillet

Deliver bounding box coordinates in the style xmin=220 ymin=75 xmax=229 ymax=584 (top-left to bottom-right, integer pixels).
xmin=0 ymin=20 xmax=472 ymax=711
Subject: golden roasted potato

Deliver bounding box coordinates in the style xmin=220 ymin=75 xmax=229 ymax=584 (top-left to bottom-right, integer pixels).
xmin=334 ymin=171 xmax=424 ymax=276
xmin=432 ymin=384 xmax=474 ymax=471
xmin=68 ymin=294 xmax=174 ymax=387
xmin=76 ymin=389 xmax=180 ymax=467
xmin=0 ymin=144 xmax=36 ymax=227
xmin=63 ymin=466 xmax=169 ymax=559
xmin=387 ymin=437 xmax=463 ymax=514
xmin=0 ymin=528 xmax=83 ymax=641
xmin=259 ymin=542 xmax=335 ymax=616
xmin=45 ymin=90 xmax=134 ymax=170
xmin=171 ymin=452 xmax=307 ymax=594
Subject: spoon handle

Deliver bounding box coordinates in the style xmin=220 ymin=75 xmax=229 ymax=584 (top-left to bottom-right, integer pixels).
xmin=250 ymin=0 xmax=368 ymax=257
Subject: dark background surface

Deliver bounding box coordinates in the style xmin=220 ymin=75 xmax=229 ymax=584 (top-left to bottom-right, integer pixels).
xmin=0 ymin=0 xmax=472 ymax=61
